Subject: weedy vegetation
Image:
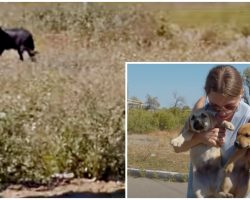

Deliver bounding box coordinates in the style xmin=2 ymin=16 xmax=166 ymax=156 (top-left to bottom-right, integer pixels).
xmin=1 ymin=2 xmax=250 ymax=186
xmin=128 ymin=108 xmax=190 ymax=134
xmin=0 ymin=3 xmax=128 ymax=188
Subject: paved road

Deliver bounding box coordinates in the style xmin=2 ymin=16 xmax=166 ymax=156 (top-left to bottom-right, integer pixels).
xmin=127 ymin=176 xmax=187 ymax=198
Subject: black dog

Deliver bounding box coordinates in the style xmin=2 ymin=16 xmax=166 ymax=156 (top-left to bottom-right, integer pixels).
xmin=0 ymin=27 xmax=38 ymax=61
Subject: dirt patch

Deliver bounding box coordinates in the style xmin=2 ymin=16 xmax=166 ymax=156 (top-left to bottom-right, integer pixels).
xmin=128 ymin=131 xmax=190 ymax=173
xmin=0 ymin=179 xmax=125 ymax=198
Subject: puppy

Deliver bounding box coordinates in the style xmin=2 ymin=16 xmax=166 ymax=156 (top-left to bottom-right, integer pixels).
xmin=171 ymin=108 xmax=235 ymax=197
xmin=218 ymin=123 xmax=250 ymax=198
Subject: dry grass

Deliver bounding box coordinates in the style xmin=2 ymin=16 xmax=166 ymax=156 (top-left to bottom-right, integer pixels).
xmin=0 ymin=3 xmax=126 ymax=185
xmin=128 ymin=131 xmax=190 ymax=173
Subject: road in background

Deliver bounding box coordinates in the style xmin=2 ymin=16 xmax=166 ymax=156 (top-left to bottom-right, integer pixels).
xmin=127 ymin=176 xmax=187 ymax=198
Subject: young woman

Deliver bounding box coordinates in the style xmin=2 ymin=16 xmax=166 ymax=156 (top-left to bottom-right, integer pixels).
xmin=173 ymin=65 xmax=250 ymax=197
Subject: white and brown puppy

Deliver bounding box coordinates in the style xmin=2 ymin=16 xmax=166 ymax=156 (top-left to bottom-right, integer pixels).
xmin=218 ymin=123 xmax=250 ymax=198
xmin=171 ymin=108 xmax=235 ymax=197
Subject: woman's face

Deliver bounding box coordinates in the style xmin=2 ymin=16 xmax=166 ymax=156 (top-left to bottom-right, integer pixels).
xmin=207 ymin=91 xmax=241 ymax=120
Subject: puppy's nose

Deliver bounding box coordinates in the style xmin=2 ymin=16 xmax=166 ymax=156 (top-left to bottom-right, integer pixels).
xmin=193 ymin=120 xmax=203 ymax=130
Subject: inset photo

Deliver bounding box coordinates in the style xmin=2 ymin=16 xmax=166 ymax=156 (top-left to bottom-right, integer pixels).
xmin=126 ymin=62 xmax=250 ymax=198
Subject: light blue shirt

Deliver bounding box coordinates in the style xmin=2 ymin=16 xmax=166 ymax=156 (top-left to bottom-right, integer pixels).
xmin=187 ymin=100 xmax=250 ymax=198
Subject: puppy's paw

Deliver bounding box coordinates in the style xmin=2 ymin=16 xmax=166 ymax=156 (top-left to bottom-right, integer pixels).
xmin=171 ymin=136 xmax=184 ymax=147
xmin=224 ymin=163 xmax=234 ymax=173
xmin=227 ymin=123 xmax=235 ymax=131
xmin=222 ymin=121 xmax=235 ymax=131
xmin=218 ymin=192 xmax=234 ymax=198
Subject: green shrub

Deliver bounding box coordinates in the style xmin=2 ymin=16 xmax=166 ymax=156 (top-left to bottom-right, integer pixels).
xmin=153 ymin=110 xmax=176 ymax=130
xmin=128 ymin=109 xmax=158 ymax=133
xmin=0 ymin=63 xmax=124 ymax=185
xmin=128 ymin=108 xmax=190 ymax=134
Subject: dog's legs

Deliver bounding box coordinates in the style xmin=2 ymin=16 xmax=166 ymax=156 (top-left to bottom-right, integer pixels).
xmin=194 ymin=183 xmax=210 ymax=198
xmin=193 ymin=172 xmax=209 ymax=198
xmin=233 ymin=162 xmax=249 ymax=197
xmin=171 ymin=119 xmax=194 ymax=147
xmin=171 ymin=129 xmax=194 ymax=147
xmin=234 ymin=176 xmax=249 ymax=197
xmin=219 ymin=149 xmax=248 ymax=197
xmin=224 ymin=149 xmax=247 ymax=173
xmin=195 ymin=189 xmax=205 ymax=198
xmin=17 ymin=47 xmax=24 ymax=61
xmin=218 ymin=175 xmax=234 ymax=198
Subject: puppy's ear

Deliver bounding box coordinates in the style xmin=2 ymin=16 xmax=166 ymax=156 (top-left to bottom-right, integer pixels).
xmin=181 ymin=117 xmax=190 ymax=133
xmin=192 ymin=96 xmax=206 ymax=112
xmin=187 ymin=115 xmax=193 ymax=131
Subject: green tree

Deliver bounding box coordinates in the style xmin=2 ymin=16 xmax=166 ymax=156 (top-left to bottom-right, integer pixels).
xmin=145 ymin=94 xmax=160 ymax=110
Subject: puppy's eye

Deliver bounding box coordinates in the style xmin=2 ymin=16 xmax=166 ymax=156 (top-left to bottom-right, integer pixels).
xmin=242 ymin=133 xmax=250 ymax=137
xmin=201 ymin=113 xmax=207 ymax=119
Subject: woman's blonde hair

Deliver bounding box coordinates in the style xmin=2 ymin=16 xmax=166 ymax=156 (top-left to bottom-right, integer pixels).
xmin=205 ymin=65 xmax=243 ymax=97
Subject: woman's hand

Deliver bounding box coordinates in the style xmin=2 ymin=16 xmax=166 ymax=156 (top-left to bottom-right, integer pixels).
xmin=194 ymin=128 xmax=226 ymax=147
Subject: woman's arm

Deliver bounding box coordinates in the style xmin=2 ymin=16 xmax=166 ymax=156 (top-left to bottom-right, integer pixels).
xmin=173 ymin=134 xmax=202 ymax=153
xmin=173 ymin=127 xmax=221 ymax=153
